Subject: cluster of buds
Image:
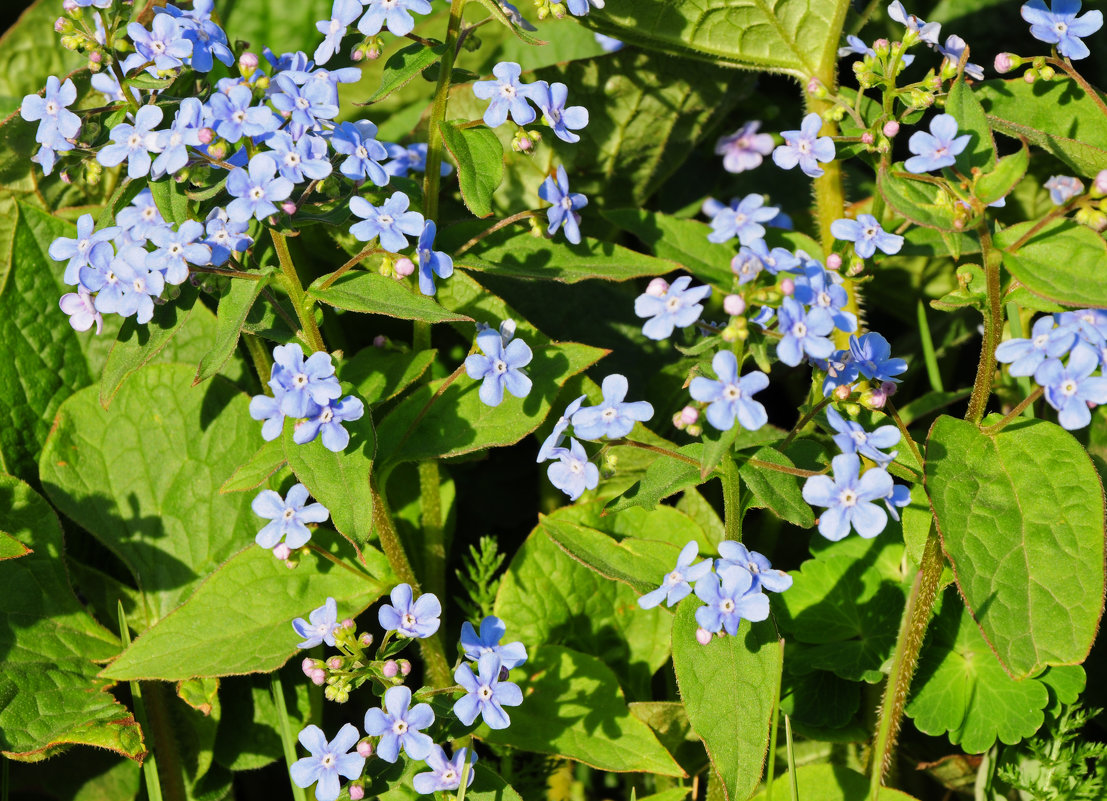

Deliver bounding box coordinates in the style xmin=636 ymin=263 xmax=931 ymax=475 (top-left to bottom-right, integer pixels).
xmin=533 ymin=0 xmax=568 ymax=20
xmin=671 ymin=405 xmax=702 ymax=438
xmin=511 ymin=128 xmax=541 ymax=154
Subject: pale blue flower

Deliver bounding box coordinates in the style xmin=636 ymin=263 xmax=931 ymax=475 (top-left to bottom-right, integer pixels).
xmin=694 ymin=565 xmax=770 ymax=635
xmin=638 ymin=540 xmax=712 ymax=609
xmin=289 ymin=724 xmax=364 ymax=801
xmin=292 ymin=597 xmax=340 ymax=647
xmin=364 ymin=686 xmax=434 ymax=762
xmin=464 ymin=327 xmax=532 ymax=407
xmin=689 ymin=350 xmax=769 ymax=432
xmin=252 ymin=483 xmax=330 ymax=550
xmin=379 ymin=583 xmax=441 ymax=639
xmin=570 ymin=374 xmax=654 ymax=440
xmin=801 ymin=453 xmax=893 ymax=541
xmin=453 ymin=653 xmax=523 ymax=730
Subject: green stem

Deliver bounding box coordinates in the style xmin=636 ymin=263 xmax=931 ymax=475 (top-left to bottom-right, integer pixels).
xmin=868 ymin=527 xmax=944 ymax=796
xmin=916 ymin=299 xmax=944 ymax=393
xmin=965 ymin=225 xmax=1002 ymax=423
xmin=781 ymin=396 xmax=832 ymax=448
xmin=455 ymin=757 xmax=472 ymax=801
xmin=419 ymin=459 xmax=445 ymax=604
xmin=421 ymin=0 xmax=469 ymax=224
xmin=271 ymin=229 xmax=326 ymax=353
xmin=883 ymin=400 xmax=924 ymax=469
xmin=784 ymin=715 xmax=799 ymax=801
xmin=1050 ymin=57 xmax=1107 ymax=122
xmin=722 ymin=457 xmax=742 ymax=542
xmin=119 ymin=602 xmax=164 ymax=801
xmin=763 ymin=638 xmax=786 ymax=801
xmin=243 ymin=332 xmax=273 ymax=393
xmin=271 ymin=672 xmax=309 ymax=801
xmin=453 ymin=209 xmax=542 ymax=255
xmin=982 ymin=387 xmax=1043 ymax=435
xmin=189 ymin=265 xmax=264 ymax=279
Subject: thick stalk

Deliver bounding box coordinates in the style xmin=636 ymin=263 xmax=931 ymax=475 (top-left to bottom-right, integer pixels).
xmin=421 ymin=0 xmax=469 ymax=225
xmin=868 ymin=527 xmax=944 ymax=796
xmin=965 ymin=225 xmax=1002 ymax=423
xmin=722 ymin=457 xmax=742 ymax=542
xmin=271 ymin=230 xmax=326 ymax=353
xmin=419 ymin=459 xmax=446 ymax=604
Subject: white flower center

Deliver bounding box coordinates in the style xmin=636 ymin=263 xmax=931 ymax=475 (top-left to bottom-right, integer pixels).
xmin=493 ymin=359 xmax=507 ymax=374
xmin=797 ymin=140 xmax=811 ymax=154
xmin=45 ymin=101 xmax=58 ymax=114
xmin=839 ymin=488 xmax=858 ymax=507
xmin=233 ymin=110 xmax=246 ymax=123
xmin=792 ymin=321 xmax=808 ymax=338
xmin=320 ymin=408 xmax=334 ymax=423
xmin=355 ymin=145 xmax=368 ymax=158
xmin=478 ymin=685 xmax=494 ymax=701
xmin=283 ymin=508 xmax=296 ymax=520
xmin=132 ymin=278 xmax=145 ymax=292
xmin=169 ymin=243 xmax=182 ymax=256
xmin=128 ymin=132 xmax=143 ymax=148
xmin=402 ymin=612 xmax=416 ymax=628
xmin=665 ymin=570 xmax=684 ymax=586
xmin=321 ymin=754 xmax=335 ymax=768
xmin=665 ymin=296 xmax=682 ymax=312
xmin=817 ymin=291 xmax=832 ymax=307
xmin=378 ymin=213 xmax=394 ymax=225
xmin=250 ymin=187 xmax=264 ymax=200
xmin=295 ymin=97 xmax=310 ymax=109
xmin=1061 ymin=379 xmax=1078 ymax=396
xmin=500 ymin=84 xmax=516 ymax=99
xmin=601 ymin=407 xmax=617 ymax=422
xmin=1055 ymin=21 xmax=1068 ymax=34
xmin=1033 ymin=333 xmax=1049 ymax=348
xmin=286 ymin=152 xmax=301 ymax=166
xmin=294 ymin=373 xmax=308 ymax=387
xmin=393 ymin=720 xmax=408 ymax=735
xmin=723 ymin=383 xmax=742 ymax=401
xmin=720 ymin=598 xmax=735 ymax=613
xmin=850 ymin=431 xmax=867 ymax=445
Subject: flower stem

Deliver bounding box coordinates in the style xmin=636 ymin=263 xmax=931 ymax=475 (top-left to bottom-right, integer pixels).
xmin=982 ymin=387 xmax=1043 ymax=435
xmin=722 ymin=457 xmax=742 ymax=542
xmin=421 ymin=0 xmax=469 ymax=225
xmin=243 ymin=332 xmax=273 ymax=394
xmin=965 ymin=225 xmax=1002 ymax=423
xmin=271 ymin=671 xmax=309 ymax=801
xmin=883 ymin=400 xmax=925 ymax=469
xmin=781 ymin=396 xmax=832 ymax=448
xmin=419 ymin=459 xmax=446 ymax=605
xmin=271 ymin=229 xmax=326 ymax=353
xmin=453 ymin=209 xmax=542 ymax=255
xmin=118 ymin=602 xmax=164 ymax=801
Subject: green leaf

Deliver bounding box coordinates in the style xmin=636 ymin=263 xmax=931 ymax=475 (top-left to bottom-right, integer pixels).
xmin=0 ymin=0 xmax=84 ymax=117
xmin=284 ymin=412 xmax=376 ymax=554
xmin=308 ymin=271 xmax=473 ymax=323
xmin=699 ymin=421 xmax=740 ymax=480
xmin=994 ymin=218 xmax=1107 ymax=308
xmin=194 ymin=276 xmax=269 ymax=384
xmin=470 ymin=0 xmax=546 ymax=45
xmin=439 ymin=120 xmax=504 ymax=219
xmin=739 ymin=446 xmax=815 ymax=528
xmin=40 ymin=364 xmax=265 ymax=623
xmin=220 ymin=437 xmax=287 ymax=495
xmin=0 ymin=529 xmax=30 ymax=560
xmin=342 ymin=346 xmax=436 ymax=407
xmin=177 ymin=677 xmax=220 ymax=715
xmin=213 ymin=673 xmax=312 ymax=772
xmin=975 ymin=143 xmax=1028 ymax=206
xmin=148 ymin=178 xmax=190 ymax=225
xmin=449 ymin=227 xmax=676 ymax=283
xmin=363 ymin=42 xmax=447 ymax=105
xmin=977 ymin=78 xmax=1107 ymax=177
xmin=749 ymin=764 xmax=919 ymax=801
xmin=945 ymin=76 xmax=996 ymax=173
xmin=780 ymin=670 xmax=860 ymax=730
xmin=877 ymin=166 xmax=959 ymax=231
xmin=479 ymin=645 xmax=684 ymax=776
xmin=601 ymin=208 xmax=733 ymax=285
xmin=102 ymin=544 xmax=384 ymax=680
xmin=925 ymin=415 xmax=1105 ymax=678
xmin=375 ymin=340 xmax=605 ymax=464
xmin=606 ymin=443 xmax=705 ymax=513
xmin=0 ymin=474 xmax=145 ymax=761
xmin=672 ymin=603 xmax=781 ymax=801
xmin=220 ymin=0 xmax=332 ymax=56
xmin=585 ymin=0 xmax=850 ymax=79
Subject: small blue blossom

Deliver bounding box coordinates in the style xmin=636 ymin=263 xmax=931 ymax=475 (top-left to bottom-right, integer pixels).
xmin=80 ymin=247 xmax=135 ymax=315
xmin=936 ymin=34 xmax=984 ymax=80
xmin=148 ymin=220 xmax=211 ymax=285
xmin=802 ymin=453 xmax=893 ymax=541
xmin=776 ymin=297 xmax=836 ymax=367
xmin=839 ymin=34 xmax=874 ymax=58
xmin=127 ymin=15 xmax=193 ymax=73
xmin=349 ymin=191 xmax=424 ymax=252
xmin=252 ymin=483 xmax=330 ymax=550
xmin=529 ymin=80 xmax=589 ymax=144
xmin=266 ymin=131 xmax=333 ymax=183
xmin=567 ymin=0 xmax=604 ymax=15
xmin=884 ymin=484 xmax=912 ymax=522
xmin=716 ymin=541 xmax=793 ymax=593
xmin=315 ymin=0 xmax=361 ymax=65
xmin=226 ymin=153 xmax=295 ymax=223
xmin=464 ymin=326 xmax=533 ymax=407
xmin=546 ymin=437 xmax=600 ymax=500
xmin=250 ymin=392 xmax=286 ymax=441
xmin=152 ymin=97 xmax=204 ymax=178
xmin=379 ymin=583 xmax=441 ymax=639
xmin=292 ymin=597 xmax=340 ymax=648
xmin=1044 ymin=175 xmax=1085 ymax=205
xmin=826 ymin=407 xmax=899 ymax=465
xmin=95 ymin=247 xmax=164 ymax=324
xmin=20 ymin=75 xmax=81 ymax=150
xmin=460 ymin=616 xmax=528 ymax=669
xmin=453 ymin=653 xmax=523 ymax=730
xmin=694 ymin=565 xmax=770 ymax=635
xmin=357 ymin=0 xmax=433 ymax=36
xmin=634 ymin=275 xmax=711 ymax=340
xmin=850 ymin=332 xmax=908 ymax=383
xmin=473 ymin=61 xmax=539 ymax=128
xmin=161 ymin=2 xmax=235 ymax=72
xmin=1035 ymin=344 xmax=1107 ymax=430
xmin=706 ymin=194 xmax=779 ymax=245
xmin=1021 ymin=0 xmax=1102 ymax=60
xmin=716 ymin=121 xmax=774 ymax=174
xmin=537 ymin=394 xmax=587 ymax=462
xmin=730 ymin=239 xmax=800 ymax=284
xmin=751 ymin=306 xmax=776 ymax=328
xmin=539 ymin=166 xmax=588 ymax=245
xmin=904 ymin=114 xmax=970 ymax=174
xmin=270 ymin=343 xmax=342 ymax=419
xmin=571 ymin=374 xmax=654 ymax=440
xmin=49 ymin=214 xmax=118 ymax=285
xmin=414 ymin=747 xmax=477 ymax=796
xmin=98 ymin=106 xmax=164 ymax=180
xmin=294 ymin=396 xmax=366 ymax=451
xmin=638 ymin=540 xmax=713 ymax=609
xmin=887 ymin=1 xmax=942 ymax=45
xmin=364 ymin=686 xmax=434 ymax=763
xmin=206 ymin=84 xmax=278 ymax=142
xmin=203 ymin=207 xmax=253 ymax=266
xmin=289 ymin=724 xmax=364 ymax=801
xmin=820 ymin=350 xmax=860 ymax=396
xmin=830 ymin=214 xmax=904 ymax=259
xmin=689 ymin=350 xmax=769 ymax=432
xmin=416 ymin=220 xmax=454 ymax=296
xmin=594 ymin=33 xmax=624 ymax=52
xmin=384 ymin=142 xmax=452 ymax=178
xmin=772 ymin=113 xmax=835 ymax=178
xmin=1057 ymin=308 xmax=1107 ymax=349
xmin=995 ymin=315 xmax=1077 ymax=376
xmin=59 ymin=289 xmax=103 ymax=334
xmin=791 ymin=263 xmax=857 ymax=333
xmin=270 ymin=73 xmax=339 ymax=137
xmin=116 ymin=188 xmax=167 ymax=243
xmin=331 ymin=120 xmax=389 ymax=185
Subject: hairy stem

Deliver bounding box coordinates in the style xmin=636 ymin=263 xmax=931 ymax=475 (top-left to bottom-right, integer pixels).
xmin=243 ymin=332 xmax=273 ymax=394
xmin=419 ymin=459 xmax=446 ymax=604
xmin=421 ymin=0 xmax=469 ymax=224
xmin=965 ymin=225 xmax=1002 ymax=423
xmin=722 ymin=457 xmax=742 ymax=542
xmin=271 ymin=230 xmax=326 ymax=353
xmin=982 ymin=387 xmax=1043 ymax=434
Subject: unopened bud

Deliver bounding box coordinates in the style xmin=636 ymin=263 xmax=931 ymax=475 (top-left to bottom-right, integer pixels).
xmin=394 ymin=256 xmax=415 ymax=277
xmin=351 ymin=46 xmax=364 ymax=62
xmin=1087 ymin=210 xmax=1107 ymax=232
xmin=55 ymin=17 xmax=68 ymax=32
xmin=847 ymin=256 xmax=865 ymax=277
xmin=254 ymin=75 xmax=270 ymax=91
xmin=723 ymin=294 xmax=745 ymax=316
xmin=273 ymin=543 xmax=292 ymax=560
xmin=880 ymin=381 xmax=898 ymax=398
xmin=60 ymin=34 xmax=81 ymax=50
xmin=382 ymin=660 xmax=399 ymax=678
xmin=310 ymin=669 xmax=326 ymax=686
xmin=834 ymin=384 xmax=852 ymax=400
xmin=373 ymin=335 xmax=388 ymax=348
xmin=1093 ymin=169 xmax=1107 ymax=196
xmin=686 ymin=423 xmax=702 ymax=437
xmin=196 ymin=127 xmax=214 ymax=145
xmin=399 ymin=660 xmax=412 ymax=676
xmin=882 ymin=120 xmax=900 ymax=137
xmin=327 ymin=656 xmax=343 ymax=670
xmin=861 ymin=132 xmax=874 ymax=145
xmin=780 ymin=278 xmax=795 ymax=296
xmin=281 ymin=200 xmax=297 ymax=215
xmin=1024 ymin=68 xmax=1039 ymax=84
xmin=680 ymin=406 xmax=699 ymax=426
xmin=695 ymin=627 xmax=713 ymax=645
xmin=349 ymin=785 xmax=365 ymax=800
xmin=378 ymin=256 xmax=394 ymax=277
xmin=806 ymin=77 xmax=826 ymax=98
xmin=59 ymin=171 xmax=72 ymax=185
xmin=672 ymin=411 xmax=686 ymax=429
xmin=994 ymin=52 xmax=1020 ymax=74
xmin=356 ymin=739 xmax=373 ymax=758
xmin=238 ymin=51 xmax=258 ymax=77
xmin=360 ymin=632 xmax=374 ymax=646
xmin=873 ymin=38 xmax=890 ymax=56
xmin=342 ymin=618 xmax=355 ymax=630
xmin=1039 ymin=65 xmax=1056 ymax=81
xmin=646 ymin=277 xmax=669 ymax=297
xmin=826 ymin=253 xmax=842 ymax=270
xmin=207 ymin=139 xmax=229 ymax=161
xmin=302 ymin=658 xmax=315 ymax=675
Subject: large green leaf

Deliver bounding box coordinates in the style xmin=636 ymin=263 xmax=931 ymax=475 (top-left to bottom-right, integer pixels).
xmin=749 ymin=764 xmax=919 ymax=801
xmin=945 ymin=76 xmax=996 ymax=174
xmin=601 ymin=208 xmax=734 ymax=286
xmin=479 ymin=645 xmax=684 ymax=776
xmin=220 ymin=0 xmax=332 ymax=56
xmin=672 ymin=604 xmax=781 ymax=801
xmin=877 ymin=166 xmax=959 ymax=231
xmin=994 ymin=218 xmax=1107 ymax=308
xmin=605 ymin=443 xmax=706 ymax=514
xmin=440 ymin=120 xmax=504 ymax=219
xmin=308 ymin=271 xmax=473 ymax=324
xmin=739 ymin=445 xmax=814 ymax=528
xmin=585 ymin=0 xmax=850 ymax=79
xmin=363 ymin=42 xmax=447 ymax=105
xmin=194 ymin=276 xmax=270 ymax=384
xmin=40 ymin=364 xmax=264 ymax=625
xmin=925 ymin=415 xmax=1105 ymax=678
xmin=0 ymin=475 xmax=144 ymax=761
xmin=102 ymin=544 xmax=385 ymax=680
xmin=342 ymin=346 xmax=436 ymax=407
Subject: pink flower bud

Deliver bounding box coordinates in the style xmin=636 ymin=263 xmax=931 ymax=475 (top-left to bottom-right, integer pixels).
xmin=273 ymin=543 xmax=292 ymax=560
xmin=882 ymin=120 xmax=900 ymax=137
xmin=327 ymin=656 xmax=343 ymax=670
xmin=399 ymin=660 xmax=412 ymax=676
xmin=516 ymin=135 xmax=534 ymax=153
xmin=342 ymin=618 xmax=355 ymax=630
xmin=349 ymin=785 xmax=365 ymax=800
xmin=62 ymin=0 xmax=77 ymax=10
xmin=880 ymin=381 xmax=898 ymax=398
xmin=994 ymin=53 xmax=1014 ymax=74
xmin=197 ymin=127 xmax=214 ymax=145
xmin=394 ymin=257 xmax=415 ymax=277
xmin=672 ymin=411 xmax=685 ymax=429
xmin=310 ymin=669 xmax=326 ymax=686
xmin=873 ymin=38 xmax=889 ymax=50
xmin=680 ymin=406 xmax=699 ymax=426
xmin=834 ymin=384 xmax=852 ymax=400
xmin=59 ymin=171 xmax=72 ymax=185
xmin=238 ymin=51 xmax=258 ymax=74
xmin=360 ymin=632 xmax=374 ymax=646
xmin=351 ymin=47 xmax=364 ymax=62
xmin=302 ymin=657 xmax=315 ymax=675
xmin=382 ymin=660 xmax=399 ymax=678
xmin=281 ymin=200 xmax=297 ymax=215
xmin=1095 ymin=170 xmax=1107 ymax=195
xmin=861 ymin=132 xmax=875 ymax=145
xmin=723 ymin=294 xmax=745 ymax=316
xmin=780 ymin=278 xmax=795 ymax=296
xmin=646 ymin=277 xmax=669 ymax=297
xmin=695 ymin=627 xmax=713 ymax=645
xmin=373 ymin=335 xmax=388 ymax=348
xmin=55 ymin=17 xmax=67 ymax=32
xmin=826 ymin=253 xmax=842 ymax=270
xmin=356 ymin=739 xmax=373 ymax=758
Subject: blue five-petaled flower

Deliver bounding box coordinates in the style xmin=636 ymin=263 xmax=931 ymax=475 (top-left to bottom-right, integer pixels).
xmin=539 ymin=166 xmax=588 ymax=245
xmin=830 ymin=214 xmax=904 ymax=259
xmin=772 ymin=113 xmax=835 ymax=178
xmin=634 ymin=275 xmax=711 ymax=341
xmin=694 ymin=565 xmax=770 ymax=635
xmin=453 ymin=652 xmax=524 ymax=730
xmin=546 ymin=438 xmax=599 ymax=501
xmin=1021 ymin=0 xmax=1102 ymax=60
xmin=802 ymin=453 xmax=893 ymax=541
xmin=292 ymin=597 xmax=340 ymax=648
xmin=689 ymin=350 xmax=769 ymax=432
xmin=364 ymin=686 xmax=435 ymax=763
xmin=252 ymin=483 xmax=330 ymax=551
xmin=464 ymin=326 xmax=533 ymax=407
xmin=716 ymin=541 xmax=793 ymax=593
xmin=1035 ymin=343 xmax=1107 ymax=430
xmin=638 ymin=540 xmax=713 ymax=609
xmin=379 ymin=583 xmax=441 ymax=639
xmin=460 ymin=615 xmax=528 ymax=670
xmin=904 ymin=114 xmax=970 ymax=174
xmin=416 ymin=220 xmax=454 ymax=296
xmin=473 ymin=61 xmax=539 ymax=128
xmin=571 ymin=374 xmax=654 ymax=440
xmin=289 ymin=724 xmax=365 ymax=801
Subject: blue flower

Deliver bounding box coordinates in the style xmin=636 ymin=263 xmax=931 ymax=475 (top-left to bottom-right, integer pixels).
xmin=1057 ymin=308 xmax=1107 ymax=350
xmin=270 ymin=73 xmax=339 ymax=137
xmin=546 ymin=437 xmax=600 ymax=500
xmin=1021 ymin=0 xmax=1102 ymax=60
xmin=116 ymin=189 xmax=167 ymax=243
xmin=383 ymin=142 xmax=452 ymax=178
xmin=731 ymin=239 xmax=800 ymax=284
xmin=20 ymin=75 xmax=81 ymax=150
xmin=802 ymin=453 xmax=893 ymax=541
xmin=537 ymin=394 xmax=587 ymax=462
xmin=162 ymin=3 xmax=235 ymax=72
xmin=250 ymin=393 xmax=286 ymax=441
xmin=936 ymin=34 xmax=984 ymax=80
xmin=315 ymin=0 xmax=361 ymax=64
xmin=594 ymin=33 xmax=624 ymax=52
xmin=59 ymin=288 xmax=103 ymax=334
xmin=49 ymin=214 xmax=118 ymax=286
xmin=79 ymin=246 xmax=133 ymax=315
xmin=792 ymin=263 xmax=857 ymax=333
xmin=694 ymin=565 xmax=770 ymax=635
xmin=148 ymin=220 xmax=211 ymax=285
xmin=566 ymin=0 xmax=604 ymax=15
xmin=266 ymin=131 xmax=333 ymax=183
xmin=904 ymin=114 xmax=970 ymax=174
xmin=357 ymin=0 xmax=432 ymax=37
xmin=203 ymin=207 xmax=253 ymax=266
xmin=706 ymin=194 xmax=780 ymax=245
xmin=292 ymin=597 xmax=340 ymax=648
xmin=414 ymin=747 xmax=477 ymax=795
xmin=830 ymin=214 xmax=904 ymax=259
xmin=570 ymin=374 xmax=654 ymax=440
xmin=887 ymin=1 xmax=942 ymax=45
xmin=1035 ymin=344 xmax=1107 ymax=430
xmin=634 ymin=275 xmax=711 ymax=340
xmin=529 ymin=81 xmax=589 ymax=144
xmin=849 ymin=332 xmax=908 ymax=383
xmin=379 ymin=583 xmax=441 ymax=638
xmin=206 ymin=85 xmax=278 ymax=143
xmin=331 ymin=120 xmax=389 ymax=185
xmin=252 ymin=483 xmax=330 ymax=550
xmin=1044 ymin=175 xmax=1085 ymax=205
xmin=98 ymin=106 xmax=164 ymax=180
xmin=638 ymin=540 xmax=713 ymax=609
xmin=289 ymin=724 xmax=365 ymax=801
xmin=226 ymin=154 xmax=295 ymax=223
xmin=127 ymin=15 xmax=193 ymax=73
xmin=473 ymin=61 xmax=539 ymax=128
xmin=464 ymin=326 xmax=533 ymax=407
xmin=416 ymin=221 xmax=454 ymax=296
xmin=820 ymin=349 xmax=860 ymax=396
xmin=539 ymin=165 xmax=588 ymax=244
xmin=716 ymin=121 xmax=774 ymax=174
xmin=460 ymin=616 xmax=528 ymax=669
xmin=772 ymin=113 xmax=835 ymax=178
xmin=716 ymin=541 xmax=792 ymax=593
xmin=294 ymin=396 xmax=366 ymax=452
xmin=270 ymin=343 xmax=342 ymax=419
xmin=93 ymin=247 xmax=164 ymax=324
xmin=825 ymin=407 xmax=899 ymax=465
xmin=349 ymin=191 xmax=424 ymax=252
xmin=883 ymin=484 xmax=911 ymax=522
xmin=453 ymin=653 xmax=523 ymax=730
xmin=689 ymin=350 xmax=769 ymax=432
xmin=364 ymin=686 xmax=434 ymax=763
xmin=995 ymin=315 xmax=1077 ymax=376
xmin=777 ymin=297 xmax=835 ymax=367
xmin=151 ymin=97 xmax=204 ymax=178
